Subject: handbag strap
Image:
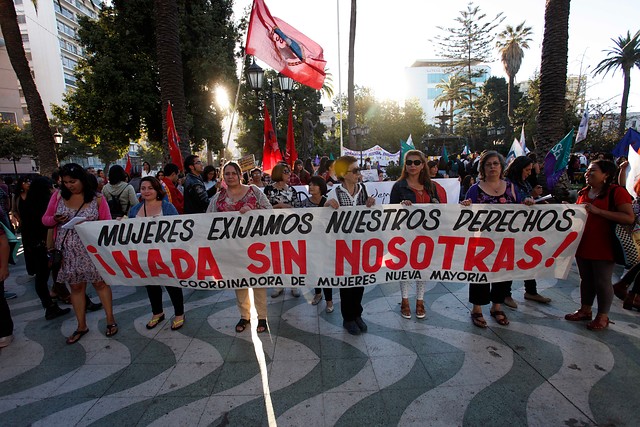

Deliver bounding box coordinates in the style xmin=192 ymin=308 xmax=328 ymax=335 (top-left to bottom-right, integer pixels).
xmin=58 ymin=202 xmax=85 ymax=248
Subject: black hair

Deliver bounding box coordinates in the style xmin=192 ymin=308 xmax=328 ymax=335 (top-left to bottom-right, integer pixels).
xmin=504 ymin=156 xmax=534 ymax=185
xmin=164 ymin=163 xmax=179 ymax=176
xmin=59 ymin=163 xmax=96 ymax=202
xmin=184 ymin=154 xmax=199 ymax=173
xmin=108 ymin=164 xmax=127 ymax=185
xmin=308 ymin=175 xmax=328 ymax=196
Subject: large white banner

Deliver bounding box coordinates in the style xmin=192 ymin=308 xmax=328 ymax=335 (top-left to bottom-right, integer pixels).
xmin=75 ymin=204 xmax=586 ymax=291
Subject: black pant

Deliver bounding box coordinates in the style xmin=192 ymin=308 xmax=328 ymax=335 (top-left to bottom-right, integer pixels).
xmin=145 ymin=285 xmax=184 ymax=316
xmin=28 ymin=246 xmax=54 ymax=309
xmin=314 ymin=288 xmax=333 ymax=301
xmin=0 ymin=281 xmax=12 ymax=338
xmin=339 ymin=287 xmax=364 ymax=321
xmin=469 ymin=281 xmax=511 ymax=306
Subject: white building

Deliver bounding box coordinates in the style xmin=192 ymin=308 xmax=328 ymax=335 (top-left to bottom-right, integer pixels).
xmin=405 ymin=59 xmax=491 ymax=125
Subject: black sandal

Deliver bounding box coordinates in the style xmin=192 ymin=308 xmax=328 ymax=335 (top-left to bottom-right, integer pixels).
xmin=66 ymin=329 xmax=89 ymax=344
xmin=106 ymin=323 xmax=118 ymax=337
xmin=235 ymin=318 xmax=250 ymax=333
xmin=257 ymin=319 xmax=268 ymax=333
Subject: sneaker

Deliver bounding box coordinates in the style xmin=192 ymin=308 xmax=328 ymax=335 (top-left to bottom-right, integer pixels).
xmin=504 ymin=296 xmax=518 ymax=309
xmin=312 ymin=293 xmax=323 ymax=305
xmin=271 ymin=288 xmax=284 ymax=298
xmin=45 ymin=304 xmax=71 ymax=320
xmin=343 ymin=320 xmax=360 ymax=335
xmin=354 ymin=317 xmax=368 ymax=333
xmin=291 ymin=288 xmax=301 ymax=298
xmin=4 ymin=292 xmax=17 ymax=300
xmin=0 ymin=335 xmax=13 ymax=348
xmin=524 ymin=292 xmax=551 ymax=304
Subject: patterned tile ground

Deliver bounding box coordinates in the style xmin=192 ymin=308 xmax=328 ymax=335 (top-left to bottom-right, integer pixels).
xmin=1 ymin=256 xmax=639 ymax=426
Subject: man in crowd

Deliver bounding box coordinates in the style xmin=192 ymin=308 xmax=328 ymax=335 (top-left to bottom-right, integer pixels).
xmin=161 ymin=163 xmax=184 ymax=214
xmin=183 ymin=155 xmax=209 ymax=214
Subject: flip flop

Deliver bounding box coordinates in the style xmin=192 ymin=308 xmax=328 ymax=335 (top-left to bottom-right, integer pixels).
xmin=171 ymin=316 xmax=185 ymax=331
xmin=105 ymin=323 xmax=118 ymax=337
xmin=66 ymin=329 xmax=89 ymax=345
xmin=257 ymin=319 xmax=268 ymax=333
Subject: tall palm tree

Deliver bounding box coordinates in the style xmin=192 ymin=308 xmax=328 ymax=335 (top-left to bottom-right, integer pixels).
xmin=154 ymin=0 xmax=189 ymax=157
xmin=433 ymin=75 xmax=469 ymax=133
xmin=0 ymin=0 xmax=59 ymax=176
xmin=537 ymin=0 xmax=570 ymax=199
xmin=496 ymin=22 xmax=532 ymax=120
xmin=592 ymin=30 xmax=640 ymax=138
xmin=347 ymin=0 xmax=357 ymax=148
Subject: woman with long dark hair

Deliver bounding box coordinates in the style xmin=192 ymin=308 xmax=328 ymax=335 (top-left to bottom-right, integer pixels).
xmin=565 ymin=159 xmax=634 ymax=330
xmin=20 ymin=177 xmax=70 ymax=320
xmin=42 ymin=163 xmax=117 ymax=344
xmin=390 ymin=150 xmax=446 ymax=319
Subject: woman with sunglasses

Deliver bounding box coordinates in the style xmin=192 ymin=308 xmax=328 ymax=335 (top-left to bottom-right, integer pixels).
xmin=390 ymin=150 xmax=447 ymax=320
xmin=264 ymin=163 xmax=302 ymax=298
xmin=326 ymin=156 xmax=376 ymax=335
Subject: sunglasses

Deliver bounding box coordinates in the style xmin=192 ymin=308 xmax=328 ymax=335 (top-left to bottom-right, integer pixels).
xmin=405 ymin=160 xmax=423 ymax=166
xmin=283 ymin=169 xmax=291 ymax=174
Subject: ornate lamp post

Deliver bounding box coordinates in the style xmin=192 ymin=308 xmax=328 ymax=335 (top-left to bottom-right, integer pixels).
xmin=350 ymin=125 xmax=370 ymax=167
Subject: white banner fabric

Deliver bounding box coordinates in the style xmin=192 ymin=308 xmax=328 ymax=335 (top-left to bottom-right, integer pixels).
xmin=75 ymin=204 xmax=586 ymax=291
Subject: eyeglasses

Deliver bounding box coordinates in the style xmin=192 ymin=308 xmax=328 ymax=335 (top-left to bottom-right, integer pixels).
xmin=405 ymin=160 xmax=423 ymax=166
xmin=194 ymin=161 xmax=203 ymax=165
xmin=348 ymin=168 xmax=361 ymax=174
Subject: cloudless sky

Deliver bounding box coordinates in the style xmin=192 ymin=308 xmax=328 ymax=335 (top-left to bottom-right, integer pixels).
xmin=233 ymin=0 xmax=640 ymax=112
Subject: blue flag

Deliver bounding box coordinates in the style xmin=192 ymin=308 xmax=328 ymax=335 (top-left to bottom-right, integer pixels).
xmin=611 ymin=128 xmax=640 ymax=158
xmin=441 ymin=145 xmax=449 ymax=161
xmin=544 ymin=129 xmax=574 ymax=190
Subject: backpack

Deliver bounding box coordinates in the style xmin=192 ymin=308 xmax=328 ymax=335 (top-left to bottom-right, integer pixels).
xmin=108 ymin=187 xmax=128 ymax=219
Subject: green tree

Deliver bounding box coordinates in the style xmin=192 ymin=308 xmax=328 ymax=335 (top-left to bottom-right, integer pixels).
xmin=433 ymin=2 xmax=504 ymax=139
xmin=537 ymin=0 xmax=571 ymax=200
xmin=496 ymin=22 xmax=533 ymax=120
xmin=0 ymin=121 xmax=35 ymax=165
xmin=474 ymin=77 xmax=517 ymax=148
xmin=592 ymin=30 xmax=640 ymax=138
xmin=433 ymin=74 xmax=470 ymax=133
xmin=0 ymin=0 xmax=59 ymax=175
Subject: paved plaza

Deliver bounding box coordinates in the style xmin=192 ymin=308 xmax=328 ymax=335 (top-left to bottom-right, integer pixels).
xmin=1 ymin=254 xmax=639 ymax=426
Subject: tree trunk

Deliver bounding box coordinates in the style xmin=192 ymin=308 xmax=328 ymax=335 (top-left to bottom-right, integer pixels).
xmin=347 ymin=0 xmax=357 ymax=148
xmin=0 ymin=0 xmax=58 ymax=176
xmin=507 ymin=74 xmax=515 ymax=120
xmin=619 ymin=68 xmax=631 ymax=138
xmin=155 ymin=0 xmax=189 ymax=158
xmin=537 ymin=0 xmax=571 ymax=200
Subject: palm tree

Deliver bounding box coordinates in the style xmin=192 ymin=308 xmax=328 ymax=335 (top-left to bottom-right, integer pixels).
xmin=0 ymin=0 xmax=59 ymax=176
xmin=496 ymin=22 xmax=532 ymax=120
xmin=154 ymin=0 xmax=189 ymax=157
xmin=347 ymin=0 xmax=357 ymax=148
xmin=537 ymin=0 xmax=570 ymax=199
xmin=592 ymin=30 xmax=640 ymax=138
xmin=433 ymin=75 xmax=469 ymax=133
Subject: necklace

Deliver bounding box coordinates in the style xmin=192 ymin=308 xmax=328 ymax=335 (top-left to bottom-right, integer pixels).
xmin=588 ymin=188 xmax=600 ymax=199
xmin=484 ymin=180 xmax=503 ymax=195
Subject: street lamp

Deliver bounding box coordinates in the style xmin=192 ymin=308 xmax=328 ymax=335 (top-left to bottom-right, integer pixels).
xmin=350 ymin=125 xmax=370 ymax=167
xmin=246 ymin=58 xmax=264 ymax=93
xmin=53 ymin=131 xmax=63 ymax=145
xmin=278 ymin=74 xmax=294 ymax=96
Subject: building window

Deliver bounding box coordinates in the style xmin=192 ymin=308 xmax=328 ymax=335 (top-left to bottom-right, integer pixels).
xmin=427 ymin=73 xmax=449 ymax=84
xmin=427 ymin=88 xmax=443 ymax=99
xmin=16 ymin=14 xmax=26 ymax=24
xmin=0 ymin=112 xmax=18 ymax=125
xmin=18 ymin=89 xmax=24 ymax=98
xmin=22 ymin=107 xmax=29 ymax=116
xmin=62 ymin=56 xmax=78 ymax=69
xmin=21 ymin=33 xmax=29 ymax=42
xmin=64 ymin=72 xmax=76 ymax=86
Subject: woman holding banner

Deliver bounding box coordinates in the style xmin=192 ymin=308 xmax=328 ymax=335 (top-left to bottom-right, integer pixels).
xmin=504 ymin=156 xmax=552 ymax=305
xmin=461 ymin=151 xmax=533 ymax=328
xmin=566 ymin=159 xmax=634 ymax=330
xmin=42 ymin=163 xmax=117 ymax=344
xmin=128 ymin=177 xmax=185 ymax=331
xmin=326 ymin=155 xmax=376 ymax=335
xmin=207 ymin=161 xmax=272 ymax=334
xmin=390 ymin=149 xmax=446 ymax=320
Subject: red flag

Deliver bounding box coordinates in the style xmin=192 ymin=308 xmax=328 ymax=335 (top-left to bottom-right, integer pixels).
xmin=262 ymin=105 xmax=282 ymax=174
xmin=124 ymin=154 xmax=132 ymax=174
xmin=285 ymin=109 xmax=297 ymax=168
xmin=246 ymin=0 xmax=326 ymax=90
xmin=167 ymin=103 xmax=184 ymax=171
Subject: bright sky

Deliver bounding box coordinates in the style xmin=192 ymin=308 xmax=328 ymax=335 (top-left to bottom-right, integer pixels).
xmin=233 ymin=0 xmax=640 ymax=112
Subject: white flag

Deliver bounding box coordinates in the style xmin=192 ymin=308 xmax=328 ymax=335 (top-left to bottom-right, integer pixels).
xmin=520 ymin=125 xmax=530 ymax=154
xmin=406 ymin=134 xmax=414 ymax=148
xmin=626 ymin=146 xmax=640 ymax=197
xmin=576 ymin=106 xmax=590 ymax=144
xmin=506 ymin=138 xmax=524 ymax=165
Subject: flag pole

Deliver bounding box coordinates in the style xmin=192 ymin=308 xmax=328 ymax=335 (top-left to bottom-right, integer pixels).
xmin=336 ymin=0 xmax=344 ymax=156
xmin=224 ymin=52 xmax=246 ymax=157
